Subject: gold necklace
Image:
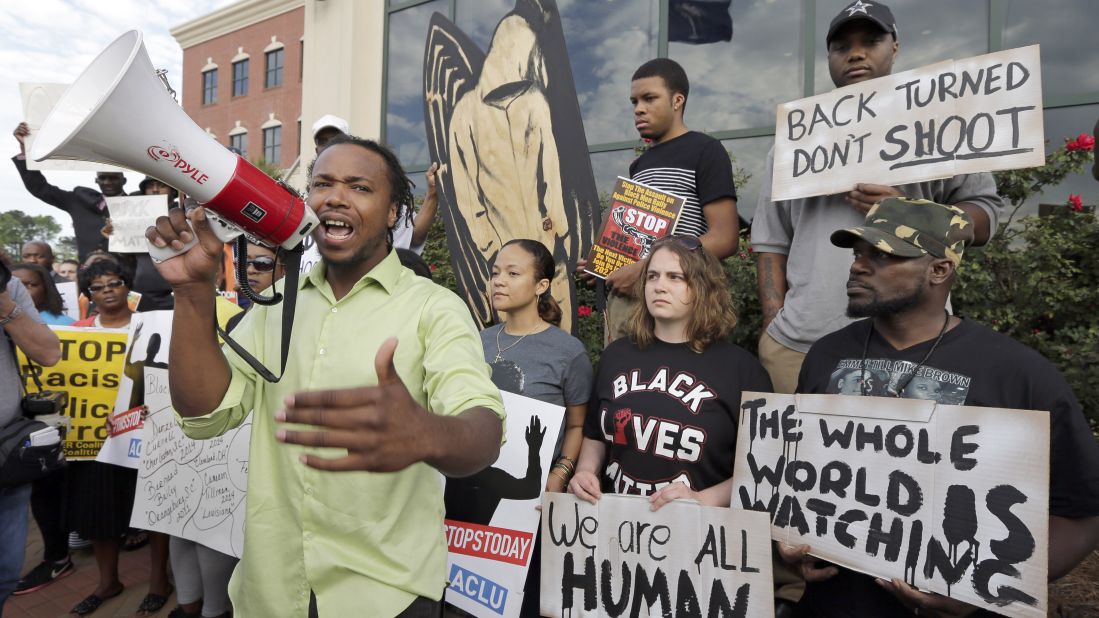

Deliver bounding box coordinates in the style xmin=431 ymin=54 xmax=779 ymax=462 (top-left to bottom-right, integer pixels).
xmin=495 ymin=324 xmax=537 ymax=362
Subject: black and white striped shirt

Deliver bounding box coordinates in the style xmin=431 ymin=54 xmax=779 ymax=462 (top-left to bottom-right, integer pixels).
xmin=629 ymin=131 xmax=737 ymax=238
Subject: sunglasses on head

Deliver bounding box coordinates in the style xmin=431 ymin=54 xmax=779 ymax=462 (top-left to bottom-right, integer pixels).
xmin=652 ymin=234 xmax=703 ymax=252
xmin=88 ymin=279 xmax=125 ymax=293
xmin=237 ymin=256 xmax=277 ymax=272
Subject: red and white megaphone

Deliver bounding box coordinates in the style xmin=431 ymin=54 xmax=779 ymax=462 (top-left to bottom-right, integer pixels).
xmin=29 ymin=30 xmax=317 ymax=261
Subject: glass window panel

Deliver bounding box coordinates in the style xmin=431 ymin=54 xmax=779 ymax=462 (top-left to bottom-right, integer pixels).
xmin=560 ymin=0 xmax=660 ymax=144
xmin=233 ymin=60 xmax=249 ymax=97
xmin=202 ymin=69 xmax=217 ymax=104
xmin=385 ymin=0 xmax=447 ymax=167
xmin=814 ymin=0 xmax=988 ymax=94
xmin=669 ymin=0 xmax=804 ymax=132
xmin=589 ymin=148 xmax=643 ymax=200
xmin=266 ymin=49 xmax=284 ymax=88
xmin=1003 ymin=0 xmax=1099 ymax=97
xmin=1011 ymin=104 xmax=1098 ymax=218
xmin=719 ymin=135 xmax=775 ymax=222
xmin=263 ymin=126 xmax=282 ymax=164
xmin=229 ymin=133 xmax=248 ymax=159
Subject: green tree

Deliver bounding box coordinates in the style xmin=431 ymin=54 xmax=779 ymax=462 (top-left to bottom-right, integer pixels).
xmin=0 ymin=209 xmax=63 ymax=258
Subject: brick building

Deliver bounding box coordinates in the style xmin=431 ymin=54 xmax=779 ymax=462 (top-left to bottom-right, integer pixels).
xmin=171 ymin=0 xmax=305 ymax=171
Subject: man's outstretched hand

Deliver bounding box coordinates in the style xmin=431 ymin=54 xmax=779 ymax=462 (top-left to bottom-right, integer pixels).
xmin=276 ymin=337 xmax=442 ymax=472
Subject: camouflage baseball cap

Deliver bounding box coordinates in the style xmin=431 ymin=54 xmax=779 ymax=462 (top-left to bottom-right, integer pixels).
xmin=830 ymin=197 xmax=974 ymax=265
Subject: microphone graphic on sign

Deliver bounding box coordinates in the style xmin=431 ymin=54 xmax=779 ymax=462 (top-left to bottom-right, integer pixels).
xmin=28 ymin=30 xmax=317 ymax=304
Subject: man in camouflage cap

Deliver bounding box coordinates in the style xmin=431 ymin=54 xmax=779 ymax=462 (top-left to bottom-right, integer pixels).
xmin=777 ymin=198 xmax=1099 ymax=617
xmin=831 ymin=197 xmax=974 ymax=266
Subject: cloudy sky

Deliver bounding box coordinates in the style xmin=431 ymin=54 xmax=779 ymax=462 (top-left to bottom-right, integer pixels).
xmin=0 ymin=0 xmax=236 ymax=242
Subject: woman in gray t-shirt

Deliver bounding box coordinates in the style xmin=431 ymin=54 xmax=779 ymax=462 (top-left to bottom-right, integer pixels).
xmin=478 ymin=239 xmax=593 ymax=493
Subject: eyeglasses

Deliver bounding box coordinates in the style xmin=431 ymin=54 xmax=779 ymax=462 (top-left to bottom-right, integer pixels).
xmin=88 ymin=279 xmax=126 ymax=294
xmin=651 ymin=235 xmax=703 ymax=252
xmin=237 ymin=257 xmax=277 ymax=272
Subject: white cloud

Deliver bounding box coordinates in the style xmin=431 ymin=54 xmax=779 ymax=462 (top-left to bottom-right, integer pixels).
xmin=0 ymin=0 xmax=235 ymax=248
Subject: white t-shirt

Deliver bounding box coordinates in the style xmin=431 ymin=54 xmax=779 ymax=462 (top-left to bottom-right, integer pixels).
xmin=391 ymin=213 xmax=425 ymax=255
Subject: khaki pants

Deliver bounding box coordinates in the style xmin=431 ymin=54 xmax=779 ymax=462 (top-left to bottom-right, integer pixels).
xmin=758 ymin=331 xmax=808 ymax=604
xmin=758 ymin=331 xmax=807 ymax=394
xmin=603 ymin=293 xmax=639 ymax=346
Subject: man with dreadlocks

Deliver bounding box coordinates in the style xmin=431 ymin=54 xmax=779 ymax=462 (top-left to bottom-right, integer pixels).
xmin=146 ymin=135 xmax=505 ymax=618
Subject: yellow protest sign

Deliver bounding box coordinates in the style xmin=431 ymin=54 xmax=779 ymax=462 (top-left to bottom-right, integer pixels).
xmin=17 ymin=326 xmax=129 ymax=460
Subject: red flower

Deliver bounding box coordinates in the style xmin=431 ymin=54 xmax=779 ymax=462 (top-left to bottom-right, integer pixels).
xmin=577 ymin=305 xmax=593 ymax=318
xmin=429 ymin=263 xmax=438 ymax=272
xmin=1066 ymin=133 xmax=1096 ymax=152
xmin=642 ymin=138 xmax=653 ymax=144
xmin=1068 ymin=194 xmax=1084 ymax=212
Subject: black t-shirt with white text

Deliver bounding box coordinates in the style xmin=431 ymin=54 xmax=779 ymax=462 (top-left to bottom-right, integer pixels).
xmin=629 ymin=131 xmax=736 ymax=238
xmin=584 ymin=337 xmax=772 ymax=496
xmin=794 ymin=318 xmax=1099 ymax=618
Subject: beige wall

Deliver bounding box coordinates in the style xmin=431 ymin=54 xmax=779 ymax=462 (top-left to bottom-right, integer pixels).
xmin=290 ymin=0 xmax=386 ymax=188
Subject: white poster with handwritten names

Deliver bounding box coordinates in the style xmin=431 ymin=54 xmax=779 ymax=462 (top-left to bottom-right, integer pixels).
xmin=130 ymin=366 xmax=251 ymax=557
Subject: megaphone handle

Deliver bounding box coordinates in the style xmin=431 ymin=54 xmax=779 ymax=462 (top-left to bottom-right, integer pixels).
xmin=147 ymin=213 xmax=243 ymax=262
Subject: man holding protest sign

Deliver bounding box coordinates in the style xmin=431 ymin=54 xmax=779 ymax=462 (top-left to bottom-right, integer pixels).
xmin=13 ymin=122 xmax=121 ymax=261
xmin=146 ymin=135 xmax=505 ymax=617
xmin=782 ymin=198 xmax=1099 ymax=616
xmin=751 ymin=1 xmax=1005 ymax=394
xmin=580 ymin=58 xmax=740 ymax=343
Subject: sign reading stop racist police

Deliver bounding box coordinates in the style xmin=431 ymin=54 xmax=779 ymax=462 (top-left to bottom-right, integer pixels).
xmin=17 ymin=326 xmax=129 ymax=459
xmin=584 ymin=177 xmax=684 ymax=279
xmin=771 ymin=45 xmax=1044 ymax=202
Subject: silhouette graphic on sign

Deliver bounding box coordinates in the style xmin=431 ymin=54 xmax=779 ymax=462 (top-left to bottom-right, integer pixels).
xmin=444 ymin=416 xmax=545 ymax=526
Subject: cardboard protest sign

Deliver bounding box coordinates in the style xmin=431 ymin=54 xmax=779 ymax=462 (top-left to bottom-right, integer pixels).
xmin=443 ymin=392 xmax=564 ymax=617
xmin=19 ymin=82 xmax=127 ymax=173
xmin=731 ymin=392 xmax=1049 ymax=617
xmin=771 ymin=45 xmax=1044 ymax=202
xmin=107 ymin=195 xmax=170 ymax=253
xmin=541 ymin=493 xmax=774 ymax=618
xmin=130 ymin=366 xmax=250 ymax=557
xmin=17 ymin=326 xmax=128 ymax=459
xmin=57 ymin=281 xmax=80 ymax=321
xmin=97 ymin=311 xmax=172 ymax=468
xmin=584 ymin=177 xmax=684 ymax=279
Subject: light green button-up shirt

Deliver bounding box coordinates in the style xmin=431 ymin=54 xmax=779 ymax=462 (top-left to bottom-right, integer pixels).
xmin=178 ymin=250 xmax=505 ymax=617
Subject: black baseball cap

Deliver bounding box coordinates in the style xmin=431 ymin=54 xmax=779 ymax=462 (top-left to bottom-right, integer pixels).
xmin=826 ymin=1 xmax=898 ymax=48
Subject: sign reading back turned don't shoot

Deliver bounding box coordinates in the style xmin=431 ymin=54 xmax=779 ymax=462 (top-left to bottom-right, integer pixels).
xmin=771 ymin=45 xmax=1044 ymax=202
xmin=731 ymin=392 xmax=1050 ymax=617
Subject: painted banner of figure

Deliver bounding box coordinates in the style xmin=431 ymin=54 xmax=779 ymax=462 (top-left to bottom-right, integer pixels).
xmin=423 ymin=0 xmax=599 ymax=333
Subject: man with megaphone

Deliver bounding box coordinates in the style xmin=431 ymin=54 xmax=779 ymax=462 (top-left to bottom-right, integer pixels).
xmin=147 ymin=136 xmax=506 ymax=618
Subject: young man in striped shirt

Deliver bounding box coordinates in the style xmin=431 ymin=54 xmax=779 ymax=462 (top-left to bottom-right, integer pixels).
xmin=602 ymin=58 xmax=741 ymax=342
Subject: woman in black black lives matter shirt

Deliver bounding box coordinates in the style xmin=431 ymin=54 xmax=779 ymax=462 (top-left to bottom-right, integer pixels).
xmin=570 ymin=236 xmax=772 ymax=509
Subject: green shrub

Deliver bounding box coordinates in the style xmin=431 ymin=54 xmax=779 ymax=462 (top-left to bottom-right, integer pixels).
xmin=954 ymin=135 xmax=1097 ymax=429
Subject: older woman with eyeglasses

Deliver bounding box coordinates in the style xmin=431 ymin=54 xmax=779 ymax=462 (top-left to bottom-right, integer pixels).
xmin=65 ymin=260 xmax=173 ymax=616
xmin=570 ymin=235 xmax=772 ymax=511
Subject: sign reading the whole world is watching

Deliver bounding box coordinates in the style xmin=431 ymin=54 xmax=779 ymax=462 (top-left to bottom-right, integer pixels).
xmin=731 ymin=392 xmax=1050 ymax=617
xmin=771 ymin=45 xmax=1044 ymax=202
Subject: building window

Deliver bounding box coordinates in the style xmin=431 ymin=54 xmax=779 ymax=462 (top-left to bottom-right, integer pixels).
xmin=265 ymin=49 xmax=284 ymax=88
xmin=232 ymin=60 xmax=249 ymax=97
xmin=263 ymin=126 xmax=282 ymax=163
xmin=229 ymin=132 xmax=248 ymax=159
xmin=202 ymin=69 xmax=217 ymax=104
xmin=299 ymin=40 xmax=305 ymax=81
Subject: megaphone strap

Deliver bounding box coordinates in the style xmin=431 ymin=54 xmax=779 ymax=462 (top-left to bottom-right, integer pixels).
xmin=215 ymin=244 xmax=302 ymax=384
